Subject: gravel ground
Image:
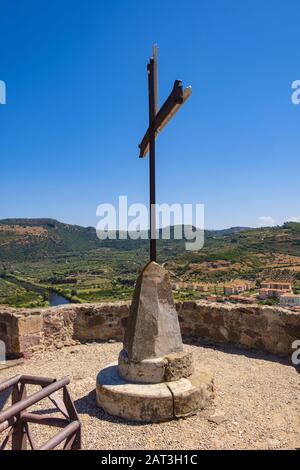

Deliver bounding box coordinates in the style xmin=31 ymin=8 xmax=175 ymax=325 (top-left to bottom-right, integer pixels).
xmin=0 ymin=341 xmax=299 ymax=450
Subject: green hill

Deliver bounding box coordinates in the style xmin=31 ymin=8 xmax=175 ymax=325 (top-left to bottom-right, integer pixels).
xmin=0 ymin=218 xmax=100 ymax=261
xmin=0 ymin=218 xmax=299 ymax=307
xmin=0 ymin=218 xmax=252 ymax=262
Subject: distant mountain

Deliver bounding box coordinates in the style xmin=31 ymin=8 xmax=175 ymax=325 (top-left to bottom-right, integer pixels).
xmin=0 ymin=218 xmax=299 ymax=264
xmin=206 ymin=227 xmax=252 ymax=238
xmin=0 ymin=218 xmax=100 ymax=261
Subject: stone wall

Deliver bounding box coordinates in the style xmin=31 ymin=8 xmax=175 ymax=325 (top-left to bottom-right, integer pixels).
xmin=0 ymin=300 xmax=299 ymax=358
xmin=176 ymin=301 xmax=300 ymax=356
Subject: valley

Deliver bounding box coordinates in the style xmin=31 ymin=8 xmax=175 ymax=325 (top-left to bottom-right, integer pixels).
xmin=0 ymin=218 xmax=299 ymax=308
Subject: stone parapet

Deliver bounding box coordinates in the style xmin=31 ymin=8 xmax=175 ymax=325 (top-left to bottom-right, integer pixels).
xmin=0 ymin=300 xmax=299 ymax=358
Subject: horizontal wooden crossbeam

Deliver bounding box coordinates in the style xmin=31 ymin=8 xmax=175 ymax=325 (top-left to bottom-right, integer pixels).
xmin=139 ymin=80 xmax=192 ymax=158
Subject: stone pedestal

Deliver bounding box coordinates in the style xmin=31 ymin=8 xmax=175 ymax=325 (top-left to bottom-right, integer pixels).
xmin=96 ymin=362 xmax=213 ymax=422
xmin=96 ymin=262 xmax=214 ymax=422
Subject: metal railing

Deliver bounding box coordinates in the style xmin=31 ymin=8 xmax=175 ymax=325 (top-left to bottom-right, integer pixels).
xmin=0 ymin=375 xmax=81 ymax=450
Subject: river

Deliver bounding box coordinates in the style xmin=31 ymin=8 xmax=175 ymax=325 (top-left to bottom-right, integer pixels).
xmin=2 ymin=275 xmax=71 ymax=307
xmin=49 ymin=292 xmax=71 ymax=307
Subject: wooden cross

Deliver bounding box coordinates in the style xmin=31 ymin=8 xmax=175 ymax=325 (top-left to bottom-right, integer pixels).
xmin=139 ymin=45 xmax=192 ymax=262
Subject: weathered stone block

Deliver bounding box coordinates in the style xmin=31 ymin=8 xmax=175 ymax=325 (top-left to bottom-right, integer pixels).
xmin=18 ymin=314 xmax=43 ymax=335
xmin=118 ymin=348 xmax=194 ymax=384
xmin=164 ymin=350 xmax=194 ymax=382
xmin=118 ymin=349 xmax=165 ymax=384
xmin=124 ymin=262 xmax=183 ymax=362
xmin=167 ymin=369 xmax=214 ymax=418
xmin=19 ymin=334 xmax=42 ymax=358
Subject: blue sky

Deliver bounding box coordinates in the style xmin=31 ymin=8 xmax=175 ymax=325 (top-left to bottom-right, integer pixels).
xmin=0 ymin=0 xmax=299 ymax=230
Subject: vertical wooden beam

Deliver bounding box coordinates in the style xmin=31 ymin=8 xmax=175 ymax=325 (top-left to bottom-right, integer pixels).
xmin=148 ymin=46 xmax=158 ymax=262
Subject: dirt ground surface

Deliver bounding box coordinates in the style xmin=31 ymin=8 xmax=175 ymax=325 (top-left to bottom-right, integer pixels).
xmin=0 ymin=341 xmax=299 ymax=450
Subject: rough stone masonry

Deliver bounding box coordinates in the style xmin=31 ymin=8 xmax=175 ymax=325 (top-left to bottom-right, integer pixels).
xmin=0 ymin=298 xmax=299 ymax=359
xmin=96 ymin=262 xmax=214 ymax=422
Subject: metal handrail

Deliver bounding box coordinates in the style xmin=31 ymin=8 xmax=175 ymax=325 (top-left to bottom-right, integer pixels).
xmin=0 ymin=374 xmax=81 ymax=450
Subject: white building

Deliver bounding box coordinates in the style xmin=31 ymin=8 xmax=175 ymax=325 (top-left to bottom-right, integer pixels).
xmin=224 ymin=282 xmax=252 ymax=296
xmin=280 ymin=294 xmax=300 ymax=307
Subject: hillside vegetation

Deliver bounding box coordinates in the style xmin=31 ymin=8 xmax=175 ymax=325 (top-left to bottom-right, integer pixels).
xmin=0 ymin=218 xmax=299 ymax=307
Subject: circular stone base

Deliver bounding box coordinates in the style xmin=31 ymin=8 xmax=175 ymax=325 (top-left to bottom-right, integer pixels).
xmin=96 ymin=362 xmax=214 ymax=423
